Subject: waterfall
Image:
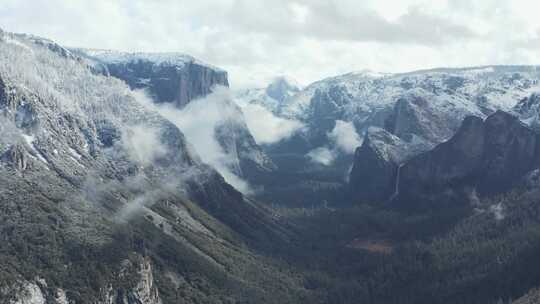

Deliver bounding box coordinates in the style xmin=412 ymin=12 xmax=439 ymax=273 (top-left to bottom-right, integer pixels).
xmin=388 ymin=164 xmax=403 ymax=202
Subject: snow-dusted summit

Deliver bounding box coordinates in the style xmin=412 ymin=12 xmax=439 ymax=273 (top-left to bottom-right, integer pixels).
xmin=256 ymin=66 xmax=540 ymax=157
xmin=235 ymin=76 xmax=302 ymax=114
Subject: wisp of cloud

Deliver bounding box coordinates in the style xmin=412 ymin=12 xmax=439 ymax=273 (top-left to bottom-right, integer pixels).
xmin=239 ymin=103 xmax=304 ymax=145
xmin=132 ymin=87 xmax=253 ymax=194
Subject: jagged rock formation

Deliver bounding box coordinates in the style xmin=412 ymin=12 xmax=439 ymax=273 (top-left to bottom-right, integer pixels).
xmin=514 ymin=92 xmax=540 ymax=131
xmin=8 ymin=257 xmax=162 ymax=304
xmin=349 ymin=127 xmax=428 ymax=203
xmin=384 ymin=91 xmax=461 ymax=144
xmin=2 ymin=144 xmax=28 ymax=171
xmin=397 ymin=111 xmax=540 ymax=205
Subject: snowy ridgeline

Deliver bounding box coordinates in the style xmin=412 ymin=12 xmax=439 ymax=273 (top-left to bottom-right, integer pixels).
xmin=73 ymin=48 xmax=225 ymax=72
xmin=268 ymin=66 xmax=540 ymax=121
xmin=233 ymin=65 xmax=540 ymax=169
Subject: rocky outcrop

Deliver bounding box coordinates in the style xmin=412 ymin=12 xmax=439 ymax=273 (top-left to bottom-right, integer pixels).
xmin=2 ymin=144 xmax=28 ymax=171
xmin=513 ymin=287 xmax=540 ymax=304
xmin=234 ymin=76 xmax=301 ymax=114
xmin=384 ymin=91 xmax=461 ymax=144
xmin=9 ymin=282 xmax=46 ymax=304
xmin=98 ymin=257 xmax=162 ymax=304
xmin=9 ymin=258 xmax=161 ymax=304
xmin=73 ymin=49 xmax=228 ymax=109
xmin=108 ymin=60 xmax=228 ymax=109
xmin=214 ymin=103 xmax=277 ymax=182
xmin=124 ymin=257 xmax=162 ymax=304
xmin=349 ymin=127 xmax=427 ymax=203
xmin=514 ymin=92 xmax=540 ymax=131
xmin=398 ymin=111 xmax=540 ymax=205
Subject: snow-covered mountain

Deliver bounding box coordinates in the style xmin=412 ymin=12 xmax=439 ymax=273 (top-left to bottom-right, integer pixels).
xmin=0 ymin=29 xmax=289 ymax=302
xmin=265 ymin=67 xmax=540 ymax=156
xmin=340 ymin=67 xmax=540 ymax=205
xmin=398 ymin=111 xmax=540 ymax=206
xmin=74 ymin=48 xmax=276 ymax=190
xmin=235 ymin=67 xmax=540 ymax=205
xmin=235 ymin=76 xmax=302 ymax=114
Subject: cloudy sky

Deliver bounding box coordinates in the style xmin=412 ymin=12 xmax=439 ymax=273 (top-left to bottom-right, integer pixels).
xmin=2 ymin=0 xmax=540 ymax=88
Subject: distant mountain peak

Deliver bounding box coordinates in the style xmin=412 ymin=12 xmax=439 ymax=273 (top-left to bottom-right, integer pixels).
xmin=265 ymin=76 xmax=301 ymax=102
xmin=269 ymin=75 xmax=302 ymax=88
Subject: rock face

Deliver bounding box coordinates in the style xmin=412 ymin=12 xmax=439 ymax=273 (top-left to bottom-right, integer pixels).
xmin=214 ymin=104 xmax=277 ymax=181
xmin=349 ymin=127 xmax=428 ymax=203
xmin=384 ymin=91 xmax=461 ymax=144
xmin=398 ymin=111 xmax=540 ymax=205
xmin=9 ymin=257 xmax=162 ymax=304
xmin=10 ymin=281 xmax=46 ymax=304
xmin=2 ymin=144 xmax=28 ymax=171
xmin=75 ymin=49 xmax=276 ymax=188
xmin=73 ymin=49 xmax=229 ymax=108
xmin=98 ymin=257 xmax=162 ymax=304
xmin=514 ymin=92 xmax=540 ymax=131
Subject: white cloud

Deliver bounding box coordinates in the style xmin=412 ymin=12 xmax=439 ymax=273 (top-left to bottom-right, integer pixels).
xmin=132 ymin=87 xmax=253 ymax=194
xmin=240 ymin=103 xmax=303 ymax=145
xmin=120 ymin=125 xmax=166 ymax=166
xmin=305 ymin=120 xmax=362 ymax=165
xmin=307 ymin=147 xmax=336 ymax=166
xmin=490 ymin=202 xmax=505 ymax=221
xmin=327 ymin=120 xmax=362 ymax=154
xmin=2 ymin=1 xmax=540 ymax=88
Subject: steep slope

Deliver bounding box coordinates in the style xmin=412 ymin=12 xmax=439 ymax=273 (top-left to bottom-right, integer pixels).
xmin=75 ymin=48 xmax=276 ymax=189
xmin=514 ymin=92 xmax=540 ymax=130
xmin=513 ymin=288 xmax=540 ymax=304
xmin=213 ymin=99 xmax=277 ymax=183
xmin=397 ymin=111 xmax=540 ymax=206
xmin=0 ymin=30 xmax=306 ymax=303
xmin=72 ymin=48 xmax=229 ymax=108
xmin=349 ymin=127 xmax=427 ymax=203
